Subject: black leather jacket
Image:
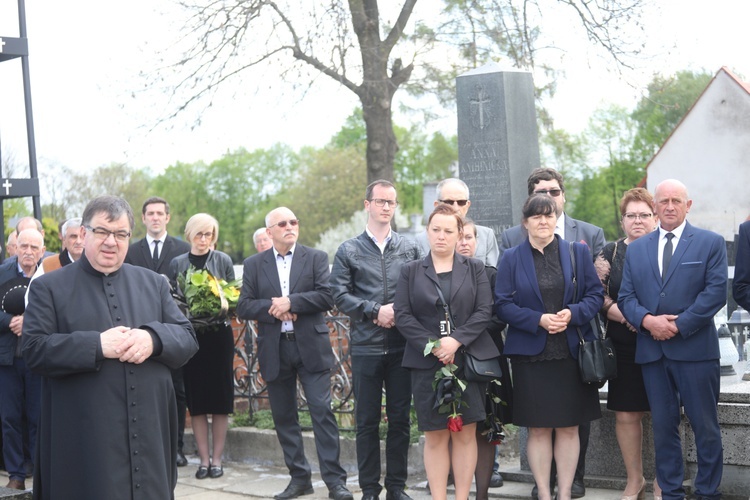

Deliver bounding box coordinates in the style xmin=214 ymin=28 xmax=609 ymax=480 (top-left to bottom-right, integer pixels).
xmin=330 ymin=230 xmax=420 ymax=356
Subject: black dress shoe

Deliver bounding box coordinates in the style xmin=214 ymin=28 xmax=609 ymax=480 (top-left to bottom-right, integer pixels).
xmin=176 ymin=450 xmax=188 ymax=467
xmin=5 ymin=478 xmax=25 ymax=490
xmin=328 ymin=484 xmax=354 ymax=500
xmin=274 ymin=482 xmax=314 ymax=500
xmin=571 ymin=478 xmax=585 ymax=498
xmin=361 ymin=494 xmax=379 ymax=500
xmin=385 ymin=489 xmax=412 ymax=500
xmin=195 ymin=465 xmax=209 ymax=480
xmin=490 ymin=471 xmax=503 ymax=488
xmin=209 ymin=465 xmax=223 ymax=478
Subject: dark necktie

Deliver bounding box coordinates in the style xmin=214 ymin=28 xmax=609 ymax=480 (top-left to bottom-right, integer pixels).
xmin=153 ymin=240 xmax=161 ymax=265
xmin=662 ymin=233 xmax=674 ymax=281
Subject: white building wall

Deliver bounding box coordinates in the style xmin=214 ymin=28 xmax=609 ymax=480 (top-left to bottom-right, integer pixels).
xmin=647 ymin=70 xmax=750 ymax=241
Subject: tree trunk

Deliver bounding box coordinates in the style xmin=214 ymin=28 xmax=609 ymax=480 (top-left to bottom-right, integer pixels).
xmin=360 ymin=88 xmax=397 ymax=184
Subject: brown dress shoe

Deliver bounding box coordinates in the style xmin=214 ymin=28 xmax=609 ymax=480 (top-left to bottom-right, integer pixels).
xmin=6 ymin=478 xmax=25 ymax=490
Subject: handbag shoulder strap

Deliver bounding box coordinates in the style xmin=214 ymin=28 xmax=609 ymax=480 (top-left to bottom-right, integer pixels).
xmin=433 ymin=282 xmax=455 ymax=330
xmin=568 ymin=242 xmax=587 ymax=344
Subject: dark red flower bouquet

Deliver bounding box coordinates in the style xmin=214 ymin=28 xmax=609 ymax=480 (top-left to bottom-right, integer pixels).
xmin=424 ymin=338 xmax=467 ymax=432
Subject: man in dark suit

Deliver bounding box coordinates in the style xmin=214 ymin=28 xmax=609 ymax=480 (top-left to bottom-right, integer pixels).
xmin=497 ymin=167 xmax=605 ymax=498
xmin=619 ymin=179 xmax=726 ymax=500
xmin=125 ymin=196 xmax=191 ymax=467
xmin=499 ymin=168 xmax=605 ymax=259
xmin=237 ymin=207 xmax=352 ymax=500
xmin=732 ymin=219 xmax=750 ymax=311
xmin=125 ymin=196 xmax=191 ymax=275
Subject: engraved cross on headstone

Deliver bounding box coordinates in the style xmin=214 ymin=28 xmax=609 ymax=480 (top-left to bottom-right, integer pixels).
xmin=0 ymin=38 xmax=6 ymax=53
xmin=2 ymin=180 xmax=11 ymax=196
xmin=469 ymin=84 xmax=492 ymax=130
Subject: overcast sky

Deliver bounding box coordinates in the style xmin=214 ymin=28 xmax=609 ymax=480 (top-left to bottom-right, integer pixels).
xmin=0 ymin=0 xmax=748 ymax=178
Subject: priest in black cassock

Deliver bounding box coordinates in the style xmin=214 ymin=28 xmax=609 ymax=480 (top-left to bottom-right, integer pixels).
xmin=22 ymin=195 xmax=199 ymax=500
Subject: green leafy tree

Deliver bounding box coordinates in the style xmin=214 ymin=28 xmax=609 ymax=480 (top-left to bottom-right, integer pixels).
xmin=631 ymin=70 xmax=713 ymax=165
xmin=279 ymin=146 xmax=367 ymax=247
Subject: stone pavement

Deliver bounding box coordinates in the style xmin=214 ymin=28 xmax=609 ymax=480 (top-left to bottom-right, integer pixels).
xmin=175 ymin=458 xmax=626 ymax=500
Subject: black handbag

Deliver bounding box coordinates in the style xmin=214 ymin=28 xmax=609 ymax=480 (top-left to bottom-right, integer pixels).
xmin=434 ymin=282 xmax=502 ymax=383
xmin=569 ymin=242 xmax=617 ymax=386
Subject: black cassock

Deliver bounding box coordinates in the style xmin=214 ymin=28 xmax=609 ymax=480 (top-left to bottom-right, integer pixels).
xmin=22 ymin=256 xmax=198 ymax=500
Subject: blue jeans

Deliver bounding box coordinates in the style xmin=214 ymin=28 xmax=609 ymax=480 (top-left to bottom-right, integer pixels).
xmin=351 ymin=352 xmax=412 ymax=495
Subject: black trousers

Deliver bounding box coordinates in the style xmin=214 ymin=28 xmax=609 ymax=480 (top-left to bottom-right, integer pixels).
xmin=351 ymin=352 xmax=412 ymax=495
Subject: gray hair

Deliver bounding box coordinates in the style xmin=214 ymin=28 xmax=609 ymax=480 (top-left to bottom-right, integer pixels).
xmin=253 ymin=227 xmax=267 ymax=243
xmin=436 ymin=178 xmax=470 ymax=200
xmin=81 ymin=196 xmax=135 ymax=230
xmin=61 ymin=217 xmax=83 ymax=237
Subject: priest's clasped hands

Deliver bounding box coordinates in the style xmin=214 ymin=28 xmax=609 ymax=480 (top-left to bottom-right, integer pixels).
xmin=100 ymin=326 xmax=154 ymax=364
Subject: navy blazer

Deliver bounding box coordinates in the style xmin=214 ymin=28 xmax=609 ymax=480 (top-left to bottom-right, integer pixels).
xmin=236 ymin=244 xmax=334 ymax=382
xmin=498 ymin=214 xmax=606 ymax=262
xmin=733 ymin=220 xmax=750 ymax=310
xmin=495 ymin=236 xmax=604 ymax=359
xmin=618 ymin=221 xmax=727 ymax=364
xmin=394 ymin=252 xmax=498 ymax=370
xmin=0 ymin=262 xmax=21 ymax=365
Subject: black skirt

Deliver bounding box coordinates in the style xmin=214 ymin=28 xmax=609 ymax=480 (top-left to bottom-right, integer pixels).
xmin=411 ymin=358 xmax=486 ymax=432
xmin=606 ymin=322 xmax=650 ymax=411
xmin=183 ymin=322 xmax=235 ymax=415
xmin=511 ymin=356 xmax=601 ymax=428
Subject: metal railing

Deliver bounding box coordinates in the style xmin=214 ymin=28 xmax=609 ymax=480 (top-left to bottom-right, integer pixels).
xmin=232 ymin=311 xmax=355 ymax=428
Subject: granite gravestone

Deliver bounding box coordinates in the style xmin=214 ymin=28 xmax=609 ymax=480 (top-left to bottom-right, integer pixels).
xmin=456 ymin=64 xmax=539 ymax=244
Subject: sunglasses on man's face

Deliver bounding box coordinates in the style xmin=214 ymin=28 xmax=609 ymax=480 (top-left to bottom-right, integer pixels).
xmin=270 ymin=219 xmax=299 ymax=229
xmin=439 ymin=199 xmax=469 ymax=207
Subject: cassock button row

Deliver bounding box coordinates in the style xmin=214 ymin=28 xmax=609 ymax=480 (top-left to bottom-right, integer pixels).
xmin=132 ymin=433 xmax=137 ymax=438
xmin=132 ymin=417 xmax=137 ymax=422
xmin=130 ymin=385 xmax=135 ymax=390
xmin=131 ymin=402 xmax=136 ymax=406
xmin=107 ymin=282 xmax=112 ymax=286
xmin=136 ymin=484 xmax=141 ymax=489
xmin=110 ymin=293 xmax=114 ymax=297
xmin=113 ymin=305 xmax=118 ymax=309
xmin=130 ymin=370 xmax=134 ymax=374
xmin=117 ymin=317 xmax=121 ymax=321
xmin=134 ymin=450 xmax=139 ymax=455
xmin=134 ymin=467 xmax=140 ymax=472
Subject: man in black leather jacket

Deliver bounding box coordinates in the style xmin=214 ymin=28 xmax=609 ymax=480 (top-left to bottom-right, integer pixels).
xmin=331 ymin=180 xmax=420 ymax=500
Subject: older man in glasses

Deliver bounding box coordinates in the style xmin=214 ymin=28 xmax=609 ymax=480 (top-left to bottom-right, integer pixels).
xmin=237 ymin=207 xmax=353 ymax=500
xmin=498 ymin=167 xmax=605 ymax=499
xmin=416 ymin=178 xmax=500 ymax=266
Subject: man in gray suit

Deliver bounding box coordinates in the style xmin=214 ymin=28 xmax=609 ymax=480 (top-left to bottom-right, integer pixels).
xmin=498 ymin=167 xmax=605 ymax=499
xmin=416 ymin=178 xmax=500 ymax=267
xmin=237 ymin=207 xmax=352 ymax=500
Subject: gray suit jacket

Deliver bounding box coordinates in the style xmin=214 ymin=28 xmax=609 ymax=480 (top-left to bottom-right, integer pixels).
xmin=498 ymin=214 xmax=606 ymax=263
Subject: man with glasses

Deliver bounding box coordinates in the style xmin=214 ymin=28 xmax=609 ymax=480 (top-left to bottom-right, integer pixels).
xmin=22 ymin=195 xmax=198 ymax=498
xmin=126 ymin=196 xmax=192 ymax=467
xmin=238 ymin=207 xmax=353 ymax=500
xmin=498 ymin=167 xmax=605 ymax=499
xmin=331 ymin=180 xmax=420 ymax=500
xmin=417 ymin=178 xmax=500 ymax=266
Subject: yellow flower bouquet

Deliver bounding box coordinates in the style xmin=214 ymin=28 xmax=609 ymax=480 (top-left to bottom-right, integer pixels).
xmin=175 ymin=266 xmax=241 ymax=326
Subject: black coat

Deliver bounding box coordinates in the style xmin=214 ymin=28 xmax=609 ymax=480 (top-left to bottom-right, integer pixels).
xmin=394 ymin=252 xmax=499 ymax=370
xmin=125 ymin=235 xmax=190 ymax=275
xmin=22 ymin=256 xmax=198 ymax=500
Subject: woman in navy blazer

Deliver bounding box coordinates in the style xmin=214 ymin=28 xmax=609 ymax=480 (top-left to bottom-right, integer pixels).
xmin=395 ymin=205 xmax=499 ymax=500
xmin=495 ymin=195 xmax=603 ymax=500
